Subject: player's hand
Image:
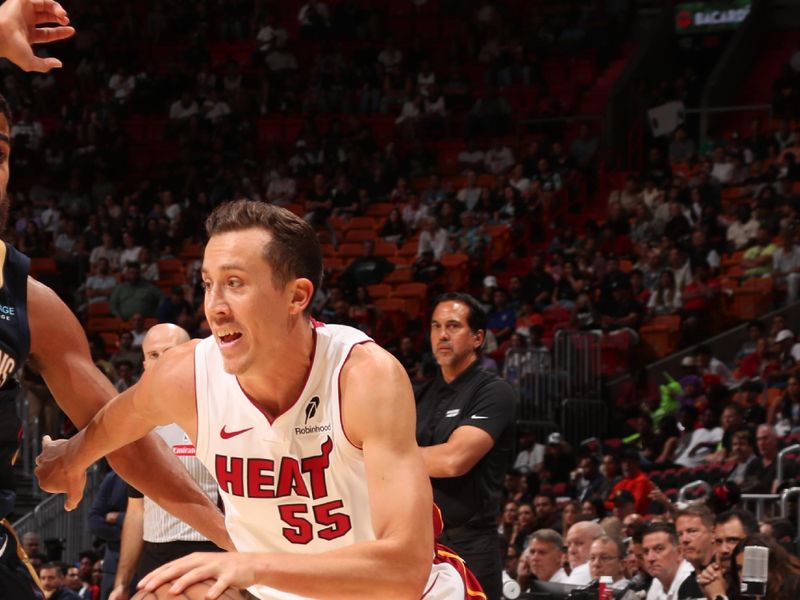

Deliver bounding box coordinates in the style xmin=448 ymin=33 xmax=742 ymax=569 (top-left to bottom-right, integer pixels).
xmin=108 ymin=584 xmax=130 ymax=600
xmin=0 ymin=0 xmax=75 ymax=72
xmin=34 ymin=435 xmax=87 ymax=510
xmin=138 ymin=553 xmax=251 ymax=599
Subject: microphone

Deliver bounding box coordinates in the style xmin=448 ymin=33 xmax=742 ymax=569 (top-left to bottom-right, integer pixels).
xmin=740 ymin=545 xmax=768 ymax=596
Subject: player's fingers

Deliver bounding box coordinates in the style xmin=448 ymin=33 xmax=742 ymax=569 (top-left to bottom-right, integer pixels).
xmin=37 ymin=435 xmax=54 ymax=459
xmin=170 ymin=566 xmax=215 ymax=595
xmin=31 ymin=0 xmax=69 ymax=21
xmin=205 ymin=578 xmax=231 ymax=600
xmin=140 ymin=556 xmax=198 ymax=590
xmin=30 ymin=25 xmax=74 ymax=43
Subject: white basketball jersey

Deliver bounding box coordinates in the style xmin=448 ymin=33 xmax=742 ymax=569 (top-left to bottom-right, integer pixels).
xmin=194 ymin=324 xmax=374 ymax=599
xmin=194 ymin=323 xmax=470 ymax=600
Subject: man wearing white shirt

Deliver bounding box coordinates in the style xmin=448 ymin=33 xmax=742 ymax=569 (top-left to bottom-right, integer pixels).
xmin=484 ymin=139 xmax=515 ymax=175
xmin=456 ymin=170 xmax=482 ymax=211
xmin=643 ymin=522 xmax=703 ymax=600
xmin=458 ymin=143 xmax=485 ymax=173
xmin=564 ymin=521 xmax=603 ymax=585
xmin=674 ymin=408 xmax=722 ymax=467
xmin=588 ymin=536 xmax=629 ymax=590
xmin=512 ymin=432 xmax=545 ymax=474
xmin=517 ymin=529 xmax=569 ymax=592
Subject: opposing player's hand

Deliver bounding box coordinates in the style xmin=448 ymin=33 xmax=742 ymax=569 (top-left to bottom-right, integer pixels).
xmin=0 ymin=0 xmax=75 ymax=72
xmin=34 ymin=435 xmax=87 ymax=510
xmin=138 ymin=553 xmax=252 ymax=599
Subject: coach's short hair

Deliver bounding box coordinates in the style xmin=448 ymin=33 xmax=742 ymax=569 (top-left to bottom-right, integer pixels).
xmin=206 ymin=200 xmax=322 ymax=310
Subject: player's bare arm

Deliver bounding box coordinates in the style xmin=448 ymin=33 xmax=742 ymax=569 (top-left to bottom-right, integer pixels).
xmin=28 ymin=282 xmax=232 ymax=548
xmin=0 ymin=0 xmax=75 ymax=72
xmin=139 ymin=342 xmax=433 ymax=600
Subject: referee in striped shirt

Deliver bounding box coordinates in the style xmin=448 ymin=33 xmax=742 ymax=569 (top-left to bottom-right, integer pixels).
xmin=108 ymin=324 xmax=222 ymax=600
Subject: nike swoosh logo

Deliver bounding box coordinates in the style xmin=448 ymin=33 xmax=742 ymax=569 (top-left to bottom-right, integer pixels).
xmin=220 ymin=426 xmax=254 ymax=439
xmin=470 ymin=415 xmax=489 ymax=419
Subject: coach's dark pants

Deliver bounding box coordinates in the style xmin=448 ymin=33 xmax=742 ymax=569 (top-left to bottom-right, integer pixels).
xmin=439 ymin=525 xmax=502 ymax=600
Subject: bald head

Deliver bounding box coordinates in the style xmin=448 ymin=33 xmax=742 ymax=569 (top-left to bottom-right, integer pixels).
xmin=142 ymin=324 xmax=190 ymax=370
xmin=566 ymin=521 xmax=604 ymax=569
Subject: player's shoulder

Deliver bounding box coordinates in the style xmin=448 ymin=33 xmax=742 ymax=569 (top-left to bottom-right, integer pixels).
xmin=27 ymin=275 xmax=59 ymax=309
xmin=340 ymin=341 xmax=407 ymax=390
xmin=345 ymin=340 xmax=399 ymax=369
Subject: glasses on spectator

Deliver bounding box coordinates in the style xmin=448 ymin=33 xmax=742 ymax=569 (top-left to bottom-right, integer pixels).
xmin=589 ymin=554 xmax=619 ymax=563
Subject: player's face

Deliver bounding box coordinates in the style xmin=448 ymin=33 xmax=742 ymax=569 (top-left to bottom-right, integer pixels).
xmin=430 ymin=300 xmax=483 ymax=372
xmin=0 ymin=113 xmax=10 ymax=233
xmin=203 ymin=228 xmax=291 ymax=375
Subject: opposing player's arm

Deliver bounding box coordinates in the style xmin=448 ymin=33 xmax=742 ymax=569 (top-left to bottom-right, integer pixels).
xmin=36 ymin=332 xmax=197 ymax=478
xmin=139 ymin=343 xmax=433 ymax=600
xmin=29 ymin=280 xmax=231 ymax=548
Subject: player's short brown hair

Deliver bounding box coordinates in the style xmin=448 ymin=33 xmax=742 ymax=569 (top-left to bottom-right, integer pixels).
xmin=206 ymin=200 xmax=323 ymax=308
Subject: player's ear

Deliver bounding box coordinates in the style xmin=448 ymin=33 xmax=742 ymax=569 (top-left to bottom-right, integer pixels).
xmin=289 ymin=278 xmax=314 ymax=315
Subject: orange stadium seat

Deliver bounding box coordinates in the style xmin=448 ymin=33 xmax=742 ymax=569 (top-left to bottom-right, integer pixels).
xmin=88 ymin=301 xmax=112 ymax=318
xmin=87 ymin=316 xmax=123 ymax=334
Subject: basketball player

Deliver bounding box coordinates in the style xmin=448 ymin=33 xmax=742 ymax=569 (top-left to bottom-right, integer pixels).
xmin=36 ymin=200 xmax=476 ymax=599
xmin=0 ymin=0 xmax=231 ymax=560
xmin=109 ymin=324 xmax=222 ymax=600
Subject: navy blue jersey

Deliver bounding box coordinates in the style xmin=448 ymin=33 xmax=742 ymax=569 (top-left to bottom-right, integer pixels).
xmin=0 ymin=242 xmax=30 ymax=399
xmin=0 ymin=242 xmax=30 ymax=516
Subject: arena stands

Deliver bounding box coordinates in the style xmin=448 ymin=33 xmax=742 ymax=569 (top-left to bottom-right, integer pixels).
xmin=8 ymin=1 xmax=800 ymax=598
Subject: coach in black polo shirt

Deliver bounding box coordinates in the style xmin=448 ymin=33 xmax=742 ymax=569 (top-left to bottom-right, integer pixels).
xmin=415 ymin=292 xmax=516 ymax=600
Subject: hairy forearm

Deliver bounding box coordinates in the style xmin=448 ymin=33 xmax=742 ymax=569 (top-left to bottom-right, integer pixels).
xmin=66 ymin=392 xmax=232 ymax=549
xmin=108 ymin=437 xmax=231 ymax=549
xmin=251 ymin=539 xmax=428 ymax=599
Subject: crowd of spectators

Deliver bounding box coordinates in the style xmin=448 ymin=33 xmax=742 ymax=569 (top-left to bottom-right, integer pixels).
xmin=9 ymin=2 xmax=800 ymax=597
xmin=17 ymin=531 xmax=101 ymax=599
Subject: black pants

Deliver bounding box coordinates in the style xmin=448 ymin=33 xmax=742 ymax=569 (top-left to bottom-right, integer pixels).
xmin=439 ymin=526 xmax=502 ymax=600
xmin=135 ymin=540 xmax=223 ymax=581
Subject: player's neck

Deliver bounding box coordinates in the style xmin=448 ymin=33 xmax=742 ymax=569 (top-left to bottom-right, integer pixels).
xmin=238 ymin=322 xmax=316 ymax=417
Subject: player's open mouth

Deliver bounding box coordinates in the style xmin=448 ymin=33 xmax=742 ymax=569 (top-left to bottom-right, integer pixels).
xmin=216 ymin=330 xmax=243 ymax=346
